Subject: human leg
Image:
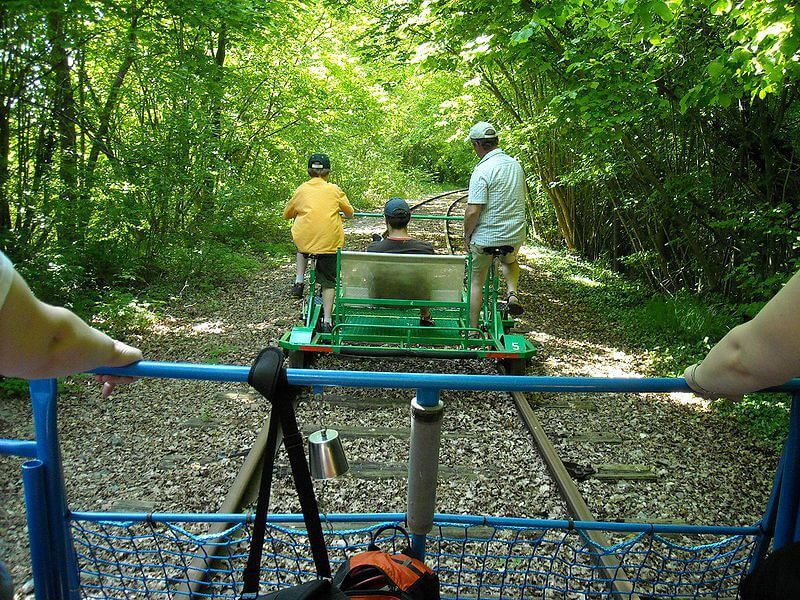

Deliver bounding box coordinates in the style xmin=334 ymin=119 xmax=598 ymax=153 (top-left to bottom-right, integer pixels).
xmin=295 ymin=251 xmax=308 ymax=283
xmin=291 ymin=251 xmax=308 ymax=297
xmin=322 ymin=288 xmax=335 ymax=324
xmin=314 ymin=255 xmax=337 ymax=327
xmin=500 ymin=245 xmax=523 ymax=314
xmin=469 ymin=245 xmax=491 ymax=329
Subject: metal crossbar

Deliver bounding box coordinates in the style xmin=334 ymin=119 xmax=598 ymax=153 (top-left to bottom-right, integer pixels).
xmin=3 ymin=364 xmax=800 ymax=600
xmin=69 ymin=514 xmax=759 ymax=599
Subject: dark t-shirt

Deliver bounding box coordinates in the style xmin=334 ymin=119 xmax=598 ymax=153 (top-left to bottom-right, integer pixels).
xmin=366 ymin=236 xmax=435 ymax=300
xmin=367 ymin=237 xmax=435 ymax=255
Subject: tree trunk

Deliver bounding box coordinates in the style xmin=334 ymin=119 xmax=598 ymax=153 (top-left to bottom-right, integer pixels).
xmin=47 ymin=7 xmax=80 ymax=246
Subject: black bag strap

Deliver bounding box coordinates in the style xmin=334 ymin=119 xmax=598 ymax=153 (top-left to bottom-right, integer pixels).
xmin=242 ymin=348 xmax=332 ymax=595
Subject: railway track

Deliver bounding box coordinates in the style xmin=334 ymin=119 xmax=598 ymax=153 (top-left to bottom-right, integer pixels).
xmin=183 ymin=189 xmax=643 ymax=598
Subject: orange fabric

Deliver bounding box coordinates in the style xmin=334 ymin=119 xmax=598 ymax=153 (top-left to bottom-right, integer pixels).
xmin=283 ymin=178 xmax=354 ymax=254
xmin=347 ymin=551 xmax=433 ymax=591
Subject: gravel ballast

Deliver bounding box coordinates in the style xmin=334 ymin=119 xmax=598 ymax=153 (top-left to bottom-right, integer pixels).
xmin=0 ymin=202 xmax=780 ymax=594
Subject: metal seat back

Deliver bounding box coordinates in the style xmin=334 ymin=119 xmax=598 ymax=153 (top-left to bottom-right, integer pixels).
xmin=338 ymin=251 xmax=467 ymax=304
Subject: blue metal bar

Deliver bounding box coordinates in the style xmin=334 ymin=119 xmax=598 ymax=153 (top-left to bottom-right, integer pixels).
xmin=66 ymin=510 xmax=761 ymax=536
xmin=415 ymin=388 xmax=440 ymax=408
xmin=411 ymin=534 xmax=426 ymax=559
xmin=91 ymin=361 xmax=250 ymax=382
xmin=29 ymin=380 xmax=81 ymax=600
xmin=91 ymin=361 xmax=800 ymax=393
xmin=21 ymin=460 xmax=56 ymax=600
xmin=774 ymin=393 xmax=800 ymax=550
xmin=0 ymin=438 xmax=37 ymax=458
xmin=751 ymin=449 xmax=784 ymax=570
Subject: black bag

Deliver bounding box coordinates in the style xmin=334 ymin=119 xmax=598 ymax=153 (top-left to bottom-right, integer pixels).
xmin=244 ymin=348 xmax=438 ymax=600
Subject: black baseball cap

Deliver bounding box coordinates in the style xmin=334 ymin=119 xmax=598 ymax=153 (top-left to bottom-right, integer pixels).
xmin=308 ymin=153 xmax=331 ymax=169
xmin=384 ymin=197 xmax=411 ymax=218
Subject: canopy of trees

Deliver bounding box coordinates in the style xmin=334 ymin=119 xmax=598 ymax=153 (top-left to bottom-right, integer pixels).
xmin=362 ymin=0 xmax=800 ymax=302
xmin=2 ymin=0 xmax=798 ymax=310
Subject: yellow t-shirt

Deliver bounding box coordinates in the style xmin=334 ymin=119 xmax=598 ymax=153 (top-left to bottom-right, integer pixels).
xmin=283 ymin=178 xmax=354 ymax=254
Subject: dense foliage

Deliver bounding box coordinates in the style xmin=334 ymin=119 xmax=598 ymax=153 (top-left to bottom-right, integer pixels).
xmin=0 ymin=0 xmax=471 ymax=308
xmin=362 ymin=0 xmax=800 ymax=303
xmin=2 ymin=0 xmax=798 ymax=313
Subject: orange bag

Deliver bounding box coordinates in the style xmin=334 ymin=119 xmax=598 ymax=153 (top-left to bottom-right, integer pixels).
xmin=333 ymin=526 xmax=440 ymax=600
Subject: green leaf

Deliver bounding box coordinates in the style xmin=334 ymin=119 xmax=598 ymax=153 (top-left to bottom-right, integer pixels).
xmin=593 ymin=17 xmax=610 ymax=29
xmin=511 ymin=26 xmax=535 ymax=44
xmin=709 ymin=0 xmax=732 ymax=15
xmin=651 ymin=1 xmax=674 ymax=22
xmin=707 ymin=59 xmax=725 ymax=78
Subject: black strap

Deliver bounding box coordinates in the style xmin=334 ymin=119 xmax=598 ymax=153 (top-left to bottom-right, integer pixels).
xmin=242 ymin=348 xmax=332 ymax=595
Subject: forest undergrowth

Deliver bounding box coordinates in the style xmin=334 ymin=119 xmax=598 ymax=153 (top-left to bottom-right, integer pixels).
xmin=529 ymin=248 xmax=790 ymax=450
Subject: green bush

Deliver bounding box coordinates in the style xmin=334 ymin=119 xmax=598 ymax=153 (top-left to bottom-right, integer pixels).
xmin=90 ymin=291 xmax=162 ymax=338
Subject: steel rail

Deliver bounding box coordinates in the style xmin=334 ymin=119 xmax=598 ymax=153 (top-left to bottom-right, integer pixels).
xmin=353 ymin=212 xmax=463 ymax=221
xmin=409 ymin=188 xmax=468 ymax=212
xmin=500 ymin=364 xmax=639 ymax=599
xmin=178 ymin=356 xmax=304 ymax=595
xmin=444 ymin=193 xmax=467 ymax=255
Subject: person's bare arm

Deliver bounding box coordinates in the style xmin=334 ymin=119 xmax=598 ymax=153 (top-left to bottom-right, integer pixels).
xmin=463 ymin=203 xmax=483 ymax=250
xmin=0 ymin=271 xmax=142 ymax=389
xmin=687 ymin=269 xmax=800 ymax=395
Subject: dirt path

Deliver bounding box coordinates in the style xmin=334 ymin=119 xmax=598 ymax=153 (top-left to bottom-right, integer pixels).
xmin=0 ymin=235 xmax=779 ymax=594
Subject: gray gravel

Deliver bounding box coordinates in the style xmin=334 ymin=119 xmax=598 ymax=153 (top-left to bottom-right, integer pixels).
xmin=0 ymin=203 xmax=780 ymax=596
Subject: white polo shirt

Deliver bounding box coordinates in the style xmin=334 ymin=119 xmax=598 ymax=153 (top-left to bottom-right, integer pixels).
xmin=0 ymin=252 xmax=13 ymax=312
xmin=467 ymin=148 xmax=526 ymax=247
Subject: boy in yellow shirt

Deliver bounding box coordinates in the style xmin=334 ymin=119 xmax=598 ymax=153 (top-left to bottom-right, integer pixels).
xmin=283 ymin=153 xmax=354 ymax=332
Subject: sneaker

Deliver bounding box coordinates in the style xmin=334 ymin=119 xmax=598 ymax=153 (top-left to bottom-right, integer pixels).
xmin=318 ymin=322 xmax=333 ymax=334
xmin=506 ymin=293 xmax=524 ymax=316
xmin=419 ymin=316 xmax=436 ymax=327
xmin=372 ymin=233 xmax=383 ymax=242
xmin=290 ymin=282 xmax=304 ymax=298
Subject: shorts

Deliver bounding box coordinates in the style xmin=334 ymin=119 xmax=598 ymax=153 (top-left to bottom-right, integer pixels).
xmin=304 ymin=253 xmax=337 ymax=289
xmin=470 ymin=243 xmax=521 ymax=276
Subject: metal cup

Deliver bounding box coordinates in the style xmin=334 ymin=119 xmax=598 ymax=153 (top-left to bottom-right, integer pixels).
xmin=308 ymin=429 xmax=349 ymax=479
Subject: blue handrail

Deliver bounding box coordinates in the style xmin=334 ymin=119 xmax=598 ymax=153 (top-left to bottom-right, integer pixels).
xmin=90 ymin=360 xmax=800 ymax=394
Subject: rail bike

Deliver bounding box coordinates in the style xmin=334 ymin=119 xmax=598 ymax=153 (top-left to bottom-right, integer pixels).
xmin=279 ymin=239 xmax=535 ymax=373
xmin=4 ymin=361 xmax=800 ymax=599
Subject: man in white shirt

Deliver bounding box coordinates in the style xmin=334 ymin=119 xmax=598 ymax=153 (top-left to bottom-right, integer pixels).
xmin=463 ymin=121 xmax=527 ymax=330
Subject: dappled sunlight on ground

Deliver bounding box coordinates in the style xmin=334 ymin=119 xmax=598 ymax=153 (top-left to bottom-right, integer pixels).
xmin=569 ymin=274 xmax=604 ymax=287
xmin=191 ymin=320 xmax=229 ymax=334
xmin=669 ymin=392 xmax=711 ymax=410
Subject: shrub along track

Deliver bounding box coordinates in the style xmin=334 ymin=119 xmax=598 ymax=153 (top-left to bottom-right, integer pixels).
xmin=0 ymin=190 xmax=779 ymax=592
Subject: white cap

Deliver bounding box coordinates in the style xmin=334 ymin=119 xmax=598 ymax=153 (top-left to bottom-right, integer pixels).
xmin=466 ymin=121 xmax=498 ymax=141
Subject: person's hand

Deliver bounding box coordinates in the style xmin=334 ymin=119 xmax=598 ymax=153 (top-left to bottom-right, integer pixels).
xmin=94 ymin=340 xmax=142 ymax=398
xmin=683 ymin=363 xmax=742 ymax=402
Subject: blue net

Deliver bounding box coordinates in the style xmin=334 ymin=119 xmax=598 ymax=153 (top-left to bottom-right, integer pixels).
xmin=70 ymin=515 xmax=758 ymax=599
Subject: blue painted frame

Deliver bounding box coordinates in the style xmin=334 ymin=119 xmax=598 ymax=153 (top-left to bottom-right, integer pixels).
xmin=2 ymin=360 xmax=800 ymax=599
